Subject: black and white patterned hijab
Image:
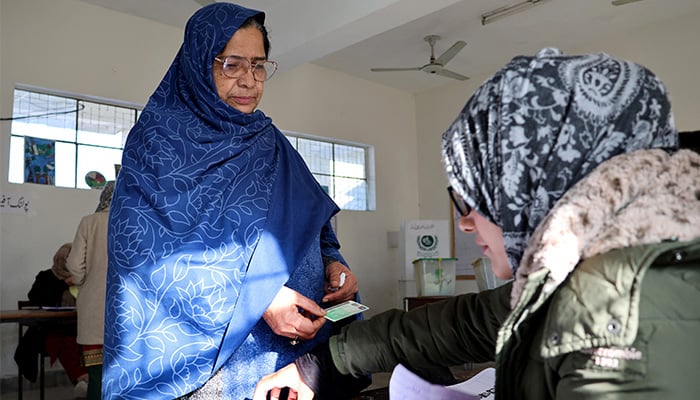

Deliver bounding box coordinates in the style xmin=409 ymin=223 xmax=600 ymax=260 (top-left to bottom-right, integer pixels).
xmin=442 ymin=48 xmax=678 ymax=274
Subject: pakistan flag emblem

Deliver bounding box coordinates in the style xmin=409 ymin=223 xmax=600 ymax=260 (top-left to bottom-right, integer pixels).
xmin=417 ymin=234 xmax=438 ymax=251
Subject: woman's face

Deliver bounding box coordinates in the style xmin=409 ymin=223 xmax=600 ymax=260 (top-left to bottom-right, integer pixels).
xmin=213 ymin=26 xmax=265 ymax=114
xmin=457 ymin=211 xmax=512 ymax=279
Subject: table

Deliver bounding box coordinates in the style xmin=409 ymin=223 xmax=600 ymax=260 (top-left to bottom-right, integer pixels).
xmin=1 ymin=308 xmax=77 ymax=323
xmin=1 ymin=308 xmax=77 ymax=400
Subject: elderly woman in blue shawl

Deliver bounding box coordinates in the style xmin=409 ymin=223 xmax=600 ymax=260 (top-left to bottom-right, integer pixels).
xmin=103 ymin=3 xmax=367 ymax=399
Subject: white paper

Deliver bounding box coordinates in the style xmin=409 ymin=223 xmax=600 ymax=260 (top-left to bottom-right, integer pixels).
xmin=388 ymin=364 xmax=479 ymax=400
xmin=447 ymin=367 xmax=496 ymax=399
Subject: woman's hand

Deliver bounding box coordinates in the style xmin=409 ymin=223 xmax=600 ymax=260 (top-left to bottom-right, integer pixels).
xmin=263 ymin=286 xmax=327 ymax=340
xmin=322 ymin=261 xmax=358 ymax=304
xmin=253 ymin=363 xmax=315 ymax=400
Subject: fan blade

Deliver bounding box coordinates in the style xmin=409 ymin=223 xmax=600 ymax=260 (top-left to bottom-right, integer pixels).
xmin=433 ymin=68 xmax=469 ymax=81
xmin=435 ymin=41 xmax=466 ymax=66
xmin=611 ymin=0 xmax=645 ymax=5
xmin=370 ymin=67 xmax=422 ymax=72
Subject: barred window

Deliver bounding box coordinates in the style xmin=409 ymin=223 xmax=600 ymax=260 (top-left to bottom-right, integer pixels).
xmin=7 ymin=88 xmax=376 ymax=211
xmin=284 ymin=132 xmax=375 ymax=211
xmin=8 ymin=87 xmax=140 ymax=189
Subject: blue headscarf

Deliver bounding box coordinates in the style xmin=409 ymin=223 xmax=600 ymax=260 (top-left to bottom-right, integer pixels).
xmin=103 ymin=3 xmax=339 ymax=398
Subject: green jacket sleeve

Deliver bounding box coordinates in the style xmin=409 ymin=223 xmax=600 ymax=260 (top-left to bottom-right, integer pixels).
xmin=329 ymin=282 xmax=513 ymax=377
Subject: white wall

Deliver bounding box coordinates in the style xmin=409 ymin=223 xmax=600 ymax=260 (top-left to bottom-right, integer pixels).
xmin=0 ymin=0 xmax=418 ymax=378
xmin=415 ymin=10 xmax=700 ymax=294
xmin=574 ymin=11 xmax=700 ymax=131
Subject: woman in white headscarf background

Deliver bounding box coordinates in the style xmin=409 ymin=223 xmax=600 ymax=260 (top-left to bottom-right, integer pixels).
xmin=255 ymin=48 xmax=700 ymax=400
xmin=67 ymin=180 xmax=114 ymax=400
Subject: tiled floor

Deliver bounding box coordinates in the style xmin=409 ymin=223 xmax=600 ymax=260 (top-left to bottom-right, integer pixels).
xmin=0 ymin=370 xmax=81 ymax=400
xmin=1 ymin=384 xmax=78 ymax=400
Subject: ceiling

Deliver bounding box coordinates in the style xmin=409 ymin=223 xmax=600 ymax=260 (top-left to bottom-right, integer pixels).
xmin=78 ymin=0 xmax=700 ymax=94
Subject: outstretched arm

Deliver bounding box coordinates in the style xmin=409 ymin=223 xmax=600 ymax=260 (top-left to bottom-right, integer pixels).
xmin=255 ymin=283 xmax=512 ymax=399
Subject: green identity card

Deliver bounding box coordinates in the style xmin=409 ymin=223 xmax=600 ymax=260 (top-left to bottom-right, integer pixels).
xmin=324 ymin=300 xmax=370 ymax=322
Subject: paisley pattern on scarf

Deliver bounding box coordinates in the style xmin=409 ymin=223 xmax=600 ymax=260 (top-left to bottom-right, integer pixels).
xmin=103 ymin=4 xmax=343 ymax=399
xmin=441 ymin=48 xmax=678 ymax=273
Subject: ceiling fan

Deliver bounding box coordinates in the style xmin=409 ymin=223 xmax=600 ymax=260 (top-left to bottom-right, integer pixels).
xmin=370 ymin=35 xmax=469 ymax=81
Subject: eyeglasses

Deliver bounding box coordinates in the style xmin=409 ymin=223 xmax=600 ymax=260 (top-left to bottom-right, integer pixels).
xmin=447 ymin=186 xmax=472 ymax=217
xmin=214 ymin=55 xmax=278 ymax=82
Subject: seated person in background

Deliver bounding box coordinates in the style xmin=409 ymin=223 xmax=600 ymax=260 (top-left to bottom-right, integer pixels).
xmin=255 ymin=48 xmax=700 ymax=399
xmin=14 ymin=242 xmax=89 ymax=396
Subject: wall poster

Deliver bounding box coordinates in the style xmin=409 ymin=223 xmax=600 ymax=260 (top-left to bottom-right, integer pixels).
xmin=24 ymin=136 xmax=55 ymax=185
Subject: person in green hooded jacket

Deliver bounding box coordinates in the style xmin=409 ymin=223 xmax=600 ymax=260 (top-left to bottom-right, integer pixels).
xmin=254 ymin=48 xmax=700 ymax=400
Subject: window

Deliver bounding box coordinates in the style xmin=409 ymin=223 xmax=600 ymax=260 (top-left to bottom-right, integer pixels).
xmin=284 ymin=131 xmax=375 ymax=211
xmin=6 ymin=88 xmax=375 ymax=211
xmin=8 ymin=86 xmax=140 ymax=189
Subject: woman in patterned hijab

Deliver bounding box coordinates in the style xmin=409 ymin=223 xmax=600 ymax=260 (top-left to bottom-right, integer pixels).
xmin=440 ymin=47 xmax=699 ymax=398
xmin=442 ymin=47 xmax=678 ymax=276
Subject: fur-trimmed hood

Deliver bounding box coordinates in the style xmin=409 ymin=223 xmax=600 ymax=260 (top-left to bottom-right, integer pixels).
xmin=511 ymin=149 xmax=700 ymax=307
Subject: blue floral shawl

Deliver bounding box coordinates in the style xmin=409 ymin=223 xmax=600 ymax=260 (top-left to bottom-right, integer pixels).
xmin=103 ymin=3 xmax=341 ymax=399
